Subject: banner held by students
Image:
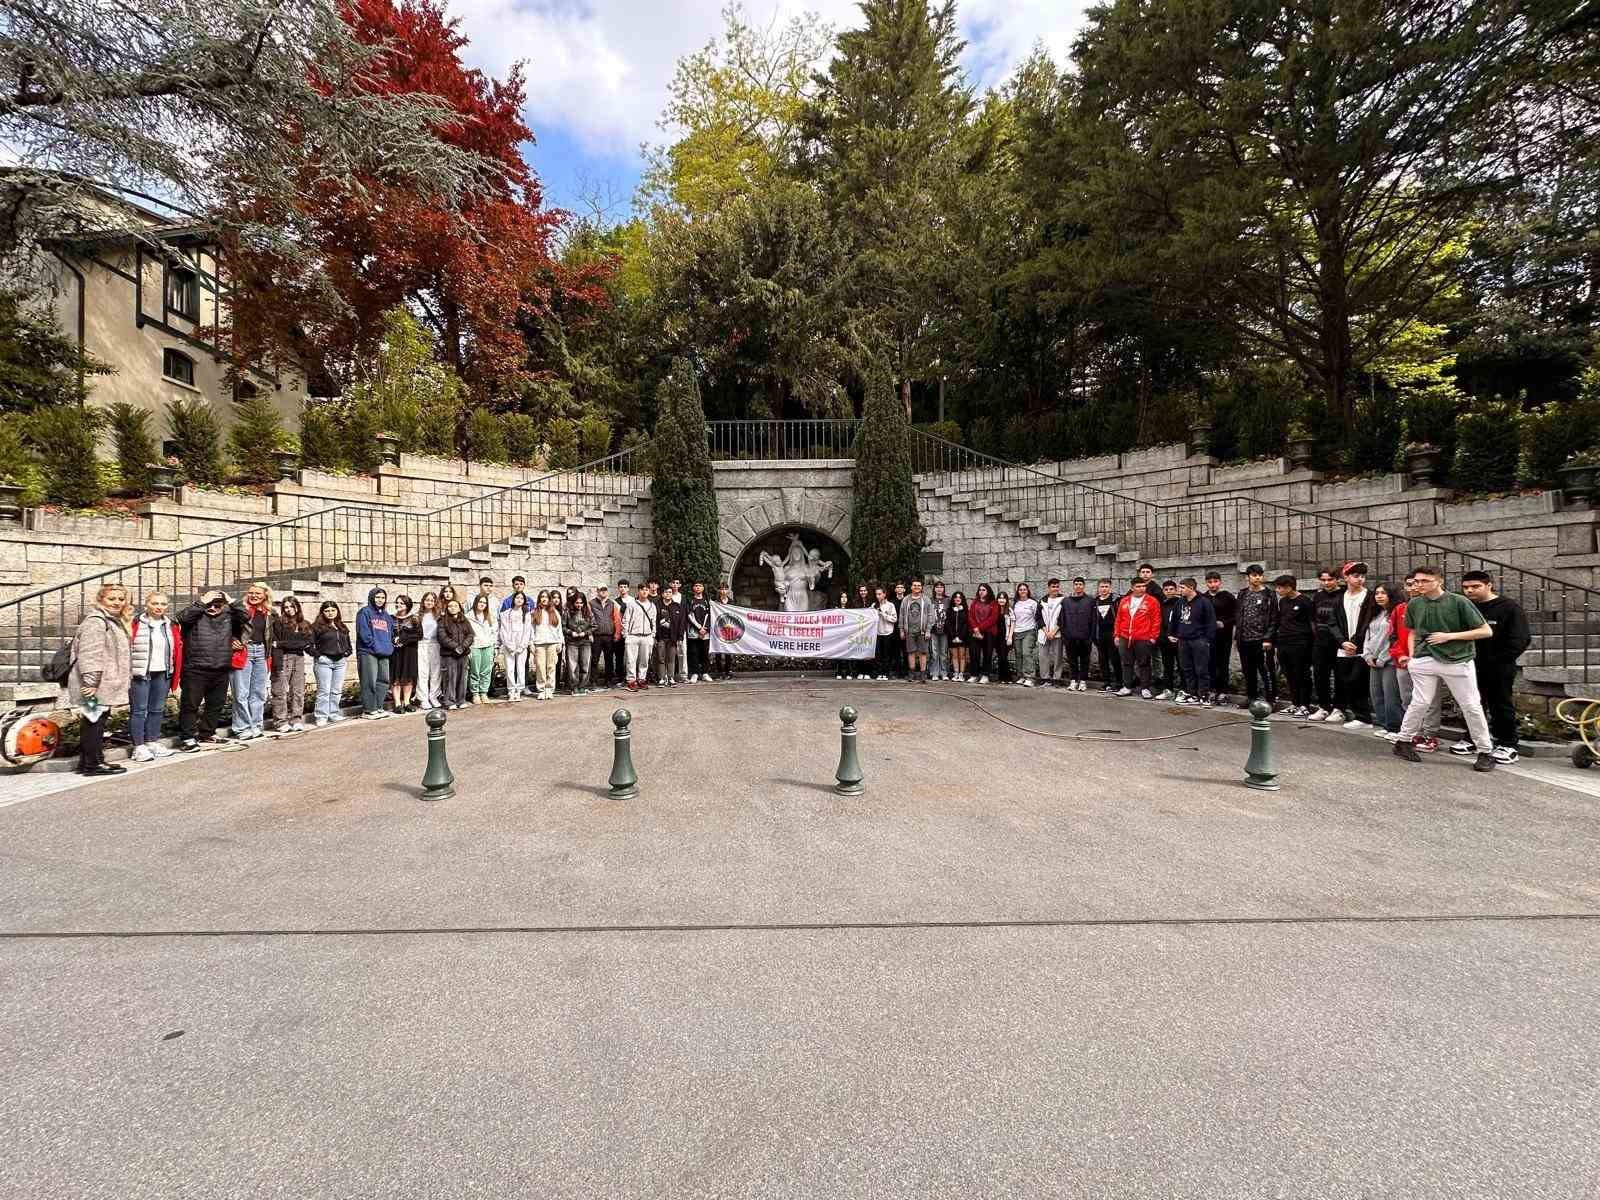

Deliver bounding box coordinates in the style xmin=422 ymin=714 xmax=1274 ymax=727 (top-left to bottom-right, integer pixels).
xmin=710 ymin=602 xmax=876 ymax=660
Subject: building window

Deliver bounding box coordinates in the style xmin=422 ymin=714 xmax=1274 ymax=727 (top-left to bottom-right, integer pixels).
xmin=166 ymin=267 xmax=199 ymax=320
xmin=163 ymin=348 xmax=195 ymax=386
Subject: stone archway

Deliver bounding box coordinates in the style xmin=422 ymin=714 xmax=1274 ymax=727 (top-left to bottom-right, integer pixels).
xmin=732 ymin=525 xmax=852 ymax=611
xmin=718 ymin=491 xmax=852 ymax=583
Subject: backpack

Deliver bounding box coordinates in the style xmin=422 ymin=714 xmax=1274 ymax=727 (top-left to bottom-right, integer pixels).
xmin=42 ymin=642 xmax=73 ymax=685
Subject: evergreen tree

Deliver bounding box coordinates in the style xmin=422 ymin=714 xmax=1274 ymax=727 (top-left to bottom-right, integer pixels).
xmin=850 ymin=365 xmax=924 ymax=583
xmin=649 ymin=358 xmax=722 ymax=584
xmin=228 ymin=393 xmax=286 ymax=482
xmin=105 ymin=401 xmax=156 ymax=493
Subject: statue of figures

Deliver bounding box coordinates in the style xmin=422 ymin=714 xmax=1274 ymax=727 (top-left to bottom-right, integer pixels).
xmin=759 ymin=532 xmax=834 ymax=612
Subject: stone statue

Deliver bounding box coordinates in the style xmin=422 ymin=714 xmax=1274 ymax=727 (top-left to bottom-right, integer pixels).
xmin=759 ymin=532 xmax=833 ymax=612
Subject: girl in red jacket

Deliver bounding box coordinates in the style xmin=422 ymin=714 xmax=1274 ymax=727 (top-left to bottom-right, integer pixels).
xmin=968 ymin=584 xmax=1001 ymax=684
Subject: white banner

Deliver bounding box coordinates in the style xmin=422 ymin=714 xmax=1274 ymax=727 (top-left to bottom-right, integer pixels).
xmin=710 ymin=602 xmax=877 ymax=659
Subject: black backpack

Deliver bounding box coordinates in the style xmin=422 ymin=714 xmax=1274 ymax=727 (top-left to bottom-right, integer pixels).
xmin=41 ymin=642 xmax=73 ymax=685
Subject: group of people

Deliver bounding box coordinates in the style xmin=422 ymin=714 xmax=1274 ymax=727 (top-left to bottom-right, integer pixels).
xmin=60 ymin=559 xmax=1527 ymax=776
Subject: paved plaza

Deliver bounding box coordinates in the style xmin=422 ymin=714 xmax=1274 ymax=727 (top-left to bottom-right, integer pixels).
xmin=2 ymin=679 xmax=1597 ymax=1198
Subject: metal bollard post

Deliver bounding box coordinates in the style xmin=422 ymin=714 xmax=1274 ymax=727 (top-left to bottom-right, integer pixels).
xmin=1244 ymin=699 xmax=1279 ymax=791
xmin=421 ymin=708 xmax=455 ymax=801
xmin=834 ymin=705 xmax=864 ymax=796
xmin=608 ymin=708 xmax=638 ymax=800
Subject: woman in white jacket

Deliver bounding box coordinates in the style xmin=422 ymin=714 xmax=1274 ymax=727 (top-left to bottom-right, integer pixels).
xmin=498 ymin=591 xmax=533 ymax=701
xmin=530 ymin=589 xmax=565 ymax=700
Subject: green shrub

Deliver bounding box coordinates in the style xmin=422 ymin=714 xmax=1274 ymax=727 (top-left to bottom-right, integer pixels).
xmin=649 ymin=359 xmax=723 ymax=583
xmin=1521 ymin=373 xmax=1600 ymax=487
xmin=1452 ymin=399 xmax=1521 ymax=492
xmin=165 ymin=397 xmax=225 ymax=485
xmin=545 ymin=417 xmax=580 ymax=469
xmin=849 ymin=364 xmax=924 ymax=583
xmin=578 ymin=414 xmax=612 ymax=462
xmin=25 ymin=405 xmax=104 ymax=506
xmin=915 ymin=420 xmax=963 ymax=446
xmin=1397 ymin=383 xmax=1462 ymax=477
xmin=1213 ymin=366 xmax=1292 ymax=461
xmin=462 ymin=407 xmax=506 ymax=463
xmin=967 ymin=414 xmax=999 ymax=458
xmin=227 ymin=393 xmax=285 ymax=483
xmin=0 ymin=414 xmax=45 ymax=504
xmin=299 ymin=402 xmax=346 ymax=470
xmin=1342 ymin=389 xmax=1406 ymax=476
xmin=500 ymin=413 xmax=540 ymax=466
xmin=342 ymin=399 xmax=383 ymax=474
xmin=105 ymin=401 xmax=156 ymax=493
xmin=417 ymin=397 xmax=459 ymax=457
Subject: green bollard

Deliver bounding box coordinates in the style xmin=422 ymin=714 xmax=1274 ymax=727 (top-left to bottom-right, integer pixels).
xmin=608 ymin=708 xmax=639 ymax=800
xmin=834 ymin=705 xmax=864 ymax=796
xmin=1244 ymin=699 xmax=1279 ymax=791
xmin=421 ymin=708 xmax=455 ymax=801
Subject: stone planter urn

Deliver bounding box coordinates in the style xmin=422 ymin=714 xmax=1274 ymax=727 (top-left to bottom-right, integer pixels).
xmin=1187 ymin=417 xmax=1214 ymax=457
xmin=0 ymin=480 xmax=22 ymax=522
xmin=273 ymin=449 xmax=301 ymax=481
xmin=1558 ymin=460 xmax=1597 ymax=509
xmin=1403 ymin=443 xmax=1442 ymax=488
xmin=1285 ymin=432 xmax=1316 ymax=471
xmin=148 ymin=463 xmax=178 ymax=499
xmin=375 ymin=433 xmax=401 ymax=467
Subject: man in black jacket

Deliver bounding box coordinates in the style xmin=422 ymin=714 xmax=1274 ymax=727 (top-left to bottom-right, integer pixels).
xmin=1329 ymin=561 xmax=1378 ymax=726
xmin=1090 ymin=578 xmax=1121 ymax=691
xmin=1272 ymin=575 xmax=1316 ymax=715
xmin=176 ymin=589 xmax=245 ymax=750
xmin=1205 ymin=571 xmax=1237 ymax=701
xmin=1309 ymin=567 xmax=1344 ymax=720
xmin=1156 ymin=580 xmax=1182 ymax=698
xmin=1459 ymin=571 xmax=1533 ymax=762
xmin=1234 ymin=564 xmax=1279 ymax=708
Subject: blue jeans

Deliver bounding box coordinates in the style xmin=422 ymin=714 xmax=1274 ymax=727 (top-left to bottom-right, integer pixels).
xmin=1369 ymin=662 xmax=1403 ymax=732
xmin=231 ymin=643 xmax=269 ymax=733
xmin=314 ymin=656 xmax=348 ymax=721
xmin=128 ymin=671 xmax=172 ymax=745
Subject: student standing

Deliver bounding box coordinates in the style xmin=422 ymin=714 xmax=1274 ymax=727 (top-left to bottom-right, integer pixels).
xmin=270 ymin=595 xmax=313 ymax=731
xmin=1392 ymin=566 xmax=1496 ymax=771
xmin=565 ymin=591 xmax=595 ymax=694
xmin=1309 ymin=568 xmax=1344 ymax=720
xmin=310 ymin=601 xmax=354 ymax=725
xmin=995 ymin=590 xmax=1014 ymax=683
xmin=68 ymin=584 xmax=132 ymax=775
xmin=467 ymin=593 xmax=497 ymax=704
xmin=230 ymin=582 xmax=274 ymax=739
xmin=530 ymin=590 xmax=564 ymax=699
xmin=687 ymin=582 xmax=712 ymax=682
xmin=591 ymin=584 xmax=621 ymax=688
xmin=389 ymin=595 xmax=421 ymax=713
xmin=498 ymin=576 xmax=528 ymax=613
xmin=712 ymin=581 xmax=735 ymax=679
xmin=1204 ymin=571 xmax=1237 ymax=702
xmin=1171 ymin=578 xmax=1216 ymax=704
xmin=891 ymin=582 xmax=910 ymax=678
xmin=177 ymin=589 xmax=242 ymax=750
xmin=873 ymin=586 xmax=898 ymax=680
xmin=498 ymin=591 xmax=532 ymax=701
xmin=1011 ymin=582 xmax=1041 ymax=686
xmin=654 ymin=584 xmax=682 ymax=686
xmin=1156 ymin=580 xmax=1181 ymax=699
xmin=355 ymin=587 xmax=395 ymax=719
xmin=1458 ymin=571 xmax=1531 ymax=762
xmin=900 ymin=578 xmax=935 ymax=682
xmin=1092 ymin=579 xmax=1122 ymax=691
xmin=436 ymin=598 xmax=472 ymax=709
xmin=834 ymin=588 xmax=855 ymax=679
xmin=1393 ymin=572 xmax=1444 ymax=751
xmin=416 ymin=592 xmax=442 ymax=710
xmin=967 ymin=584 xmax=1000 ymax=684
xmin=619 ymin=580 xmax=655 ymax=691
xmin=1060 ymin=578 xmax=1097 ymax=692
xmin=853 ymin=586 xmax=877 ymax=679
xmin=1331 ymin=561 xmax=1377 ymax=728
xmin=1271 ymin=576 xmax=1315 ymax=716
xmin=1235 ymin=565 xmax=1279 ymax=709
xmin=1038 ymin=579 xmax=1064 ymax=687
xmin=1363 ymin=583 xmax=1403 ymax=738
xmin=128 ymin=591 xmax=181 ymax=761
xmin=1113 ymin=579 xmax=1160 ymax=698
xmin=948 ymin=591 xmax=970 ymax=682
xmin=929 ymin=580 xmax=952 ymax=682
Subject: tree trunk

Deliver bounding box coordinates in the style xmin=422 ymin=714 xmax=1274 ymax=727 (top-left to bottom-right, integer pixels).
xmin=900 ymin=376 xmax=912 ymax=422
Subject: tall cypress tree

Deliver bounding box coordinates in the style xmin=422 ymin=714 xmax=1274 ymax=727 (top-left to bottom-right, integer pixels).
xmin=649 ymin=358 xmax=723 ymax=584
xmin=850 ymin=366 xmax=924 ymax=583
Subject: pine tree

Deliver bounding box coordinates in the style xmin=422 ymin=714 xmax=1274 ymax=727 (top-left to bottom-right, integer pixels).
xmin=228 ymin=393 xmax=286 ymax=483
xmin=850 ymin=365 xmax=924 ymax=583
xmin=649 ymin=359 xmax=722 ymax=584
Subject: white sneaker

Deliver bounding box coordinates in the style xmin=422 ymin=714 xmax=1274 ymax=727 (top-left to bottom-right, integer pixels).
xmin=1449 ymin=740 xmax=1475 ymax=756
xmin=1156 ymin=690 xmax=1173 ymax=701
xmin=1324 ymin=709 xmax=1345 ymax=725
xmin=979 ymin=676 xmax=989 ymax=685
xmin=1371 ymin=727 xmax=1390 ymax=738
xmin=291 ymin=722 xmax=306 ymax=732
xmin=149 ymin=744 xmax=175 ymax=758
xmin=1076 ymin=680 xmax=1087 ymax=692
xmin=1307 ymin=708 xmax=1328 ymax=722
xmin=1022 ymin=679 xmax=1034 ymax=687
xmin=1140 ymin=688 xmax=1153 ymax=700
xmin=131 ymin=745 xmax=154 ymax=763
xmin=315 ymin=717 xmax=329 ymax=727
xmin=360 ymin=712 xmax=381 ymax=721
xmin=1116 ymin=687 xmax=1133 ymax=697
xmin=329 ymin=714 xmax=347 ymax=723
xmin=1492 ymin=745 xmax=1519 ymax=764
xmin=876 ymin=674 xmax=888 ymax=681
xmin=1343 ymin=718 xmax=1368 ymax=729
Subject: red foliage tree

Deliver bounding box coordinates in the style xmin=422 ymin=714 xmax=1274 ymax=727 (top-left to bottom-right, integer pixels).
xmin=224 ymin=0 xmax=612 ymax=400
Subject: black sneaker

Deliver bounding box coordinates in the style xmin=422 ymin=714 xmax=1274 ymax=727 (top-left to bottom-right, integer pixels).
xmin=1393 ymin=739 xmax=1422 ymax=763
xmin=1474 ymin=753 xmax=1495 ymax=772
xmin=179 ymin=739 xmax=201 ymax=753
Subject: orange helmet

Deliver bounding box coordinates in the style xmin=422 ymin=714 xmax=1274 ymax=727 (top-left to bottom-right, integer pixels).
xmin=4 ymin=715 xmax=61 ymax=766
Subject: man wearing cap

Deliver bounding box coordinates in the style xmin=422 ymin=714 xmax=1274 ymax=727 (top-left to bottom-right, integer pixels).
xmin=1235 ymin=564 xmax=1279 ymax=710
xmin=176 ymin=589 xmax=245 ymax=750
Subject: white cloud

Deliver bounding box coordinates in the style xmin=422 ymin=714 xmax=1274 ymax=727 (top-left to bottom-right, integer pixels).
xmin=450 ymin=0 xmax=1089 ymax=157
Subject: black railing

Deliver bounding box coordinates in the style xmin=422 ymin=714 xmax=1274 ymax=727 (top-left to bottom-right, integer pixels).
xmin=0 ymin=444 xmax=652 ymax=700
xmin=708 ymin=420 xmax=860 ymax=461
xmin=908 ymin=430 xmax=1599 ymax=693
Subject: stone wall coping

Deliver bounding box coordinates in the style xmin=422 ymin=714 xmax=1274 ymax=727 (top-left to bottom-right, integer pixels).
xmin=1405 ymin=510 xmax=1600 ymax=538
xmin=0 ymin=527 xmax=183 ymax=552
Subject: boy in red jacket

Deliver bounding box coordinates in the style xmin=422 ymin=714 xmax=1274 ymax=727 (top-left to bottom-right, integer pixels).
xmin=1113 ymin=578 xmax=1162 ymax=698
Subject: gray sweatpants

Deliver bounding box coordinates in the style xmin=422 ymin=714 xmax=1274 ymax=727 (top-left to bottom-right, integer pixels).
xmin=1040 ymin=635 xmax=1064 ymax=683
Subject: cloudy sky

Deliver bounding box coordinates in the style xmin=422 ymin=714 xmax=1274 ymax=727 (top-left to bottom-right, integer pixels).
xmin=448 ymin=0 xmax=1090 ymax=215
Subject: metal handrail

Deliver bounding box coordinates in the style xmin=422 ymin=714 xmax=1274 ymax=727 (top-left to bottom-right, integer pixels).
xmin=0 ymin=442 xmax=652 ymax=689
xmin=708 ymin=419 xmax=861 ymax=461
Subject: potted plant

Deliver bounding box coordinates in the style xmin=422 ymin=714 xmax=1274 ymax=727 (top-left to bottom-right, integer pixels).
xmin=0 ymin=475 xmax=22 ymax=522
xmin=1285 ymin=420 xmax=1317 ymax=470
xmin=1402 ymin=441 xmax=1443 ymax=487
xmin=1185 ymin=390 xmax=1215 ymax=457
xmin=273 ymin=433 xmax=302 ymax=481
xmin=375 ymin=431 xmax=401 ymax=467
xmin=148 ymin=455 xmax=180 ymax=499
xmin=1558 ymin=449 xmax=1600 ymax=509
